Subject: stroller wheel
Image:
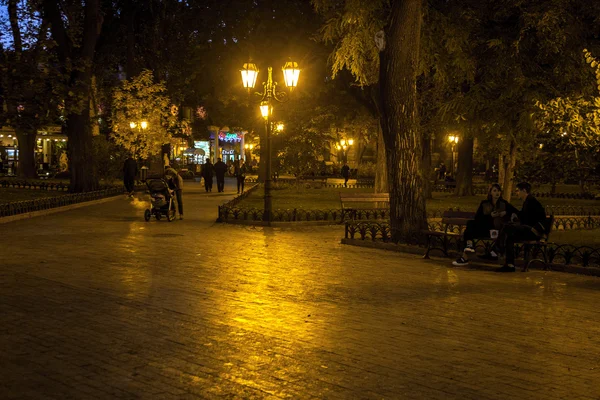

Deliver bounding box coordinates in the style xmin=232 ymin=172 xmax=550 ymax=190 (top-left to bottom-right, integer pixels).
xmin=144 ymin=209 xmax=151 ymax=222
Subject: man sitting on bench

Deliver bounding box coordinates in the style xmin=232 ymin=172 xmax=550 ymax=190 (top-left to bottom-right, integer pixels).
xmin=453 ymin=183 xmax=518 ymax=266
xmin=495 ymin=182 xmax=547 ymax=273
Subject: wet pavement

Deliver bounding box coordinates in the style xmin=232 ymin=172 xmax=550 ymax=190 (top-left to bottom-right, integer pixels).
xmin=1 ymin=179 xmax=600 ymax=399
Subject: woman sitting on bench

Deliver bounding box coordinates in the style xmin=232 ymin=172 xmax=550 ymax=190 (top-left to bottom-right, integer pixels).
xmin=453 ymin=183 xmax=518 ymax=266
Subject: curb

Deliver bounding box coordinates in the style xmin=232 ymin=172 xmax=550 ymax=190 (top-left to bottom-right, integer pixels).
xmin=0 ymin=194 xmax=122 ymax=224
xmin=341 ymin=238 xmax=600 ymax=278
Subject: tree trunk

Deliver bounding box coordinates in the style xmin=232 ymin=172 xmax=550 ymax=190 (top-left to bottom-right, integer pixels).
xmin=15 ymin=129 xmax=37 ymax=179
xmin=374 ymin=123 xmax=388 ymax=193
xmin=422 ymin=134 xmax=433 ymax=199
xmin=379 ymin=0 xmax=426 ymax=242
xmin=498 ymin=154 xmax=505 ymax=188
xmin=67 ymin=113 xmax=97 ymax=192
xmin=454 ymin=135 xmax=474 ymax=196
xmin=43 ymin=0 xmax=102 ymax=192
xmin=502 ymin=139 xmax=517 ymax=202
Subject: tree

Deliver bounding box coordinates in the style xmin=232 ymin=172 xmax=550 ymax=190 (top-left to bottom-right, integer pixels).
xmin=422 ymin=0 xmax=600 ymax=200
xmin=43 ymin=0 xmax=103 ymax=192
xmin=534 ymin=50 xmax=600 ymax=193
xmin=0 ymin=0 xmax=57 ymax=178
xmin=111 ymin=70 xmax=190 ymax=159
xmin=314 ymin=0 xmax=427 ymax=241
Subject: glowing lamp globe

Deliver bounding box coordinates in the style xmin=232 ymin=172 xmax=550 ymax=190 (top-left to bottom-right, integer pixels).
xmin=260 ymin=101 xmax=271 ymax=119
xmin=282 ymin=61 xmax=300 ymax=89
xmin=241 ymin=63 xmax=259 ymax=90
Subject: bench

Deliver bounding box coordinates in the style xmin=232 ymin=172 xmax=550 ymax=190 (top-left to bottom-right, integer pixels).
xmin=339 ymin=193 xmax=389 ymax=220
xmin=422 ymin=210 xmax=554 ymax=271
xmin=422 ymin=211 xmax=475 ymax=259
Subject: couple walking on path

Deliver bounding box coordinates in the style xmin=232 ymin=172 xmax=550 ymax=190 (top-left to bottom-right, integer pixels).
xmin=453 ymin=182 xmax=548 ymax=272
xmin=210 ymin=158 xmax=248 ymax=193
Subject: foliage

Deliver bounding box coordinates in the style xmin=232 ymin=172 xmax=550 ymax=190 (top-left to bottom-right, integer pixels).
xmin=534 ymin=50 xmax=600 ymax=191
xmin=92 ymin=136 xmax=126 ymax=183
xmin=312 ymin=0 xmax=387 ymax=86
xmin=111 ymin=70 xmax=191 ymax=159
xmin=535 ymin=50 xmax=600 ymax=148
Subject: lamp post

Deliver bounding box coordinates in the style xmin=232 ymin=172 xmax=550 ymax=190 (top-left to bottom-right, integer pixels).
xmin=447 ymin=134 xmax=459 ymax=177
xmin=244 ymin=143 xmax=254 ymax=161
xmin=240 ymin=60 xmax=300 ymax=223
xmin=335 ymin=138 xmax=354 ymax=164
xmin=129 ymin=120 xmax=149 ymax=158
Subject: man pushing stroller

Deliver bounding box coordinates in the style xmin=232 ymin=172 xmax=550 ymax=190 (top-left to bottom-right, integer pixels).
xmin=164 ymin=166 xmax=184 ymax=220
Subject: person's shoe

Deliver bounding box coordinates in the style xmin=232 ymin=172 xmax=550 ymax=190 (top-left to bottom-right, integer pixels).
xmin=452 ymin=256 xmax=469 ymax=266
xmin=496 ymin=264 xmax=516 ymax=273
xmin=464 ymin=241 xmax=475 ymax=253
xmin=179 ymin=215 xmax=183 ymax=220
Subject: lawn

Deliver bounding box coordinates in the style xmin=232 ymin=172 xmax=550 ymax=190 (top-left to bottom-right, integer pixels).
xmin=550 ymin=229 xmax=600 ymax=248
xmin=237 ymin=185 xmax=600 ymax=212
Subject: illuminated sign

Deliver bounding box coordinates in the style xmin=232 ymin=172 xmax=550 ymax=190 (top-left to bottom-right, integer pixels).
xmin=222 ymin=150 xmax=235 ymax=155
xmin=218 ymin=131 xmax=243 ymax=142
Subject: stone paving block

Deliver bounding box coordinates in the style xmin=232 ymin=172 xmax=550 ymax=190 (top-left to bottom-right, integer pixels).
xmin=2 ymin=182 xmax=600 ymax=398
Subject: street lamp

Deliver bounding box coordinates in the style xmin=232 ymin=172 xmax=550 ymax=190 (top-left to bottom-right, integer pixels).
xmin=240 ymin=60 xmax=301 ymax=223
xmin=244 ymin=143 xmax=254 ymax=161
xmin=447 ymin=134 xmax=459 ymax=177
xmin=336 ymin=138 xmax=354 ymax=163
xmin=130 ymin=120 xmax=149 ymax=158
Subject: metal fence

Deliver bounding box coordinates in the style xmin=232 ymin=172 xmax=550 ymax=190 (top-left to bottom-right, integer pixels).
xmin=0 ymin=186 xmax=125 ymax=217
xmin=343 ymin=220 xmax=600 ymax=268
xmin=1 ymin=179 xmax=69 ymax=191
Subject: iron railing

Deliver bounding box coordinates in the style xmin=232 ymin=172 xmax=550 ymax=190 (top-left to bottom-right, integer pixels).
xmin=0 ymin=186 xmax=127 ymax=217
xmin=343 ymin=220 xmax=600 ymax=268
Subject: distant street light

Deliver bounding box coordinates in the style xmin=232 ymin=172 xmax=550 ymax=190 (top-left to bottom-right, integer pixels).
xmin=130 ymin=120 xmax=149 ymax=157
xmin=336 ymin=137 xmax=354 ymax=163
xmin=447 ymin=134 xmax=459 ymax=176
xmin=240 ymin=59 xmax=301 ymax=223
xmin=244 ymin=143 xmax=255 ymax=161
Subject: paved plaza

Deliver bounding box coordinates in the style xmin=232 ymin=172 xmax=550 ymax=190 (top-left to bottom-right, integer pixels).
xmin=1 ymin=180 xmax=600 ymax=399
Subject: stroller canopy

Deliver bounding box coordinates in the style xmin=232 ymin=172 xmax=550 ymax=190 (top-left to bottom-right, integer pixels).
xmin=146 ymin=179 xmax=169 ymax=192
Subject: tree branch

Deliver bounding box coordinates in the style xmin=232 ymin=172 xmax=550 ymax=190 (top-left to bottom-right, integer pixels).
xmin=81 ymin=0 xmax=102 ymax=61
xmin=8 ymin=0 xmax=23 ymax=56
xmin=42 ymin=0 xmax=72 ymax=62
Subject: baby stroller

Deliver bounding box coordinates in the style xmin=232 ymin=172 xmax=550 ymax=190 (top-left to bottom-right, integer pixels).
xmin=144 ymin=179 xmax=177 ymax=222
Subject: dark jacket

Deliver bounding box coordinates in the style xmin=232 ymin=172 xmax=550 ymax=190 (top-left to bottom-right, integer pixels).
xmin=341 ymin=165 xmax=350 ymax=178
xmin=474 ymin=198 xmax=519 ymax=230
xmin=234 ymin=163 xmax=247 ymax=177
xmin=123 ymin=158 xmax=138 ymax=179
xmin=518 ymin=195 xmax=547 ymax=235
xmin=214 ymin=161 xmax=227 ymax=177
xmin=202 ymin=162 xmax=214 ymax=179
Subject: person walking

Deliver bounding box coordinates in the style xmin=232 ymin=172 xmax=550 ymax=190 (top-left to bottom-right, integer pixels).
xmin=202 ymin=159 xmax=214 ymax=193
xmin=234 ymin=159 xmax=248 ymax=194
xmin=452 ymin=183 xmax=518 ymax=266
xmin=164 ymin=166 xmax=184 ymax=220
xmin=214 ymin=158 xmax=227 ymax=192
xmin=438 ymin=162 xmax=447 ymax=180
xmin=341 ymin=163 xmax=350 ymax=187
xmin=123 ymin=155 xmax=138 ymax=197
xmin=495 ymin=182 xmax=548 ymax=272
